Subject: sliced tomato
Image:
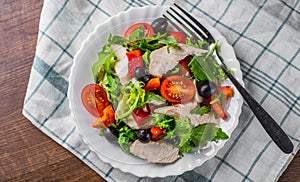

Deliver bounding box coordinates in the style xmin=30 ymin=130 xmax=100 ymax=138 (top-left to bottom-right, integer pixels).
xmin=170 ymin=31 xmax=186 ymax=43
xmin=126 ymin=49 xmax=144 ymax=77
xmin=150 ymin=126 xmax=166 ymax=141
xmin=132 ymin=104 xmax=151 ymax=126
xmin=144 ymin=77 xmax=161 ymax=91
xmin=92 ymin=105 xmax=116 ymax=128
xmin=124 ymin=23 xmax=154 ymax=39
xmin=160 ymin=75 xmax=195 ymax=103
xmin=81 ymin=84 xmax=109 ymax=117
xmin=178 ymin=56 xmax=192 ymax=77
xmin=217 ymin=86 xmax=234 ymax=98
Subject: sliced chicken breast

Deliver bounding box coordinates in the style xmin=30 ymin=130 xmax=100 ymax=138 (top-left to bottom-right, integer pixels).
xmin=149 ymin=44 xmax=207 ymax=77
xmin=111 ymin=44 xmax=130 ymax=85
xmin=130 ymin=140 xmax=179 ymax=164
xmin=123 ymin=114 xmax=152 ymax=130
xmin=154 ymin=101 xmax=219 ymax=126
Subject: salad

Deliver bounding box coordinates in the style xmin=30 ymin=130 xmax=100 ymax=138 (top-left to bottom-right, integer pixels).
xmin=81 ymin=17 xmax=234 ymax=164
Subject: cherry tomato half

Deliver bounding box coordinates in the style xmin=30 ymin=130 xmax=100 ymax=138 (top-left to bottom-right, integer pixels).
xmin=150 ymin=126 xmax=166 ymax=141
xmin=144 ymin=77 xmax=161 ymax=91
xmin=124 ymin=23 xmax=154 ymax=39
xmin=81 ymin=84 xmax=109 ymax=117
xmin=160 ymin=75 xmax=195 ymax=103
xmin=170 ymin=31 xmax=186 ymax=43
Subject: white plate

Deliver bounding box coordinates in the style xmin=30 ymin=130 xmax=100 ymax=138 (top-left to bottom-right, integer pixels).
xmin=68 ymin=5 xmax=244 ymax=177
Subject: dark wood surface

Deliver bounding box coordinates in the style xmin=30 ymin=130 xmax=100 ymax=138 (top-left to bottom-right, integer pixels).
xmin=0 ymin=1 xmax=298 ymax=181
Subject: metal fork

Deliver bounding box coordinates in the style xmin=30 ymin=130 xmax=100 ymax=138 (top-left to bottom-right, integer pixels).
xmin=164 ymin=3 xmax=294 ymax=154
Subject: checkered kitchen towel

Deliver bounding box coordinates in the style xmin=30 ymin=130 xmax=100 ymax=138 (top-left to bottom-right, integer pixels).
xmin=23 ymin=0 xmax=300 ymax=181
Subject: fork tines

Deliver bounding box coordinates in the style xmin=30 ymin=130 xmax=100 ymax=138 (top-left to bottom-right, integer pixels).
xmin=163 ymin=3 xmax=215 ymax=43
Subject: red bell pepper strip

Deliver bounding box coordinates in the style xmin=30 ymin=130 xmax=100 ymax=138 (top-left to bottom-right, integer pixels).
xmin=92 ymin=105 xmax=116 ymax=128
xmin=126 ymin=49 xmax=144 ymax=77
xmin=217 ymin=86 xmax=234 ymax=98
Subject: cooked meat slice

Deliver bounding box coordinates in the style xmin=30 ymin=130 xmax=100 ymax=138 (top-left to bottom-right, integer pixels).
xmin=189 ymin=113 xmax=219 ymax=126
xmin=154 ymin=101 xmax=219 ymax=126
xmin=130 ymin=140 xmax=179 ymax=164
xmin=111 ymin=44 xmax=130 ymax=85
xmin=149 ymin=44 xmax=207 ymax=77
xmin=123 ymin=114 xmax=138 ymax=129
xmin=154 ymin=101 xmax=197 ymax=120
xmin=193 ymin=80 xmax=203 ymax=103
xmin=123 ymin=114 xmax=152 ymax=129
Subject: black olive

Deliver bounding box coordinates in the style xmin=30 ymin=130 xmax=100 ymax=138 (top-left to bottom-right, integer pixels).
xmin=108 ymin=126 xmax=119 ymax=137
xmin=104 ymin=127 xmax=119 ymax=144
xmin=134 ymin=67 xmax=150 ymax=83
xmin=151 ymin=18 xmax=168 ymax=34
xmin=137 ymin=128 xmax=152 ymax=143
xmin=196 ymin=81 xmax=217 ymax=98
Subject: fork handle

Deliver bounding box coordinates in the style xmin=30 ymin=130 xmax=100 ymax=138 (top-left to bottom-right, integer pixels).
xmin=219 ymin=64 xmax=294 ymax=154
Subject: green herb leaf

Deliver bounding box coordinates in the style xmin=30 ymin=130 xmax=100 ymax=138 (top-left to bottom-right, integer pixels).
xmin=151 ymin=113 xmax=175 ymax=131
xmin=92 ymin=51 xmax=115 ymax=83
xmin=190 ymin=105 xmax=211 ymax=116
xmin=129 ymin=27 xmax=145 ymax=42
xmin=107 ymin=34 xmax=127 ymax=46
xmin=188 ymin=55 xmax=210 ymax=81
xmin=118 ymin=125 xmax=137 ymax=154
xmin=191 ymin=123 xmax=228 ymax=147
xmin=142 ymin=49 xmax=151 ymax=67
xmin=163 ymin=118 xmax=193 ymax=152
xmin=92 ymin=34 xmax=126 ymax=83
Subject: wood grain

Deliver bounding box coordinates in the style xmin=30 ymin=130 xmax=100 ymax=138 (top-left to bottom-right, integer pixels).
xmin=0 ymin=1 xmax=298 ymax=181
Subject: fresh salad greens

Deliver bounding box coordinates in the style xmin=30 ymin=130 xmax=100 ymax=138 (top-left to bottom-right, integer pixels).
xmin=81 ymin=18 xmax=234 ymax=162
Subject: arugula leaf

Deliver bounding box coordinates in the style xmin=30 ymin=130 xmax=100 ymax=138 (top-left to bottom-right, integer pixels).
xmin=127 ymin=33 xmax=176 ymax=53
xmin=172 ymin=119 xmax=194 ymax=149
xmin=151 ymin=113 xmax=175 ymax=131
xmin=142 ymin=49 xmax=151 ymax=67
xmin=185 ymin=37 xmax=209 ymax=49
xmin=190 ymin=105 xmax=211 ymax=116
xmin=157 ymin=36 xmax=177 ymax=47
xmin=129 ymin=27 xmax=145 ymax=42
xmin=190 ymin=123 xmax=228 ymax=148
xmin=189 ymin=55 xmax=212 ymax=81
xmin=107 ymin=34 xmax=127 ymax=46
xmin=188 ymin=41 xmax=234 ymax=83
xmin=213 ymin=128 xmax=230 ymax=141
xmin=162 ymin=118 xmax=194 ymax=153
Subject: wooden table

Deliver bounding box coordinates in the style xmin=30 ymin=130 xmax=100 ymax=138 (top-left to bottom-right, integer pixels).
xmin=0 ymin=1 xmax=299 ymax=181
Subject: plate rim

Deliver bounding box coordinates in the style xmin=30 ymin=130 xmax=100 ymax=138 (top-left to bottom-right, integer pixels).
xmin=68 ymin=5 xmax=244 ymax=178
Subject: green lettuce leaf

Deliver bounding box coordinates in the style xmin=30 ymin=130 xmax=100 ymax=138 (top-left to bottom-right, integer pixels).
xmin=190 ymin=123 xmax=228 ymax=148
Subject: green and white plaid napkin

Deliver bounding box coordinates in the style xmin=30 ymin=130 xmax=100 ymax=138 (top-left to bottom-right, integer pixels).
xmin=23 ymin=0 xmax=300 ymax=181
